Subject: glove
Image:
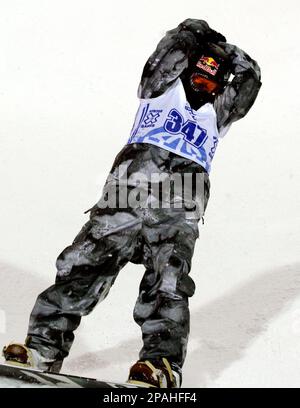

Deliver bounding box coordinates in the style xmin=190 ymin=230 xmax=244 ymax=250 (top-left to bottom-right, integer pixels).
xmin=178 ymin=19 xmax=226 ymax=45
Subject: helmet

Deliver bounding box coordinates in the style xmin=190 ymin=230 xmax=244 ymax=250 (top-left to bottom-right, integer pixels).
xmin=181 ymin=42 xmax=231 ymax=108
xmin=190 ymin=43 xmax=230 ymax=94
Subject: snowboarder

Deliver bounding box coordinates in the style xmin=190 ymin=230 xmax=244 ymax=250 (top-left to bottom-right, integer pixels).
xmin=3 ymin=19 xmax=261 ymax=388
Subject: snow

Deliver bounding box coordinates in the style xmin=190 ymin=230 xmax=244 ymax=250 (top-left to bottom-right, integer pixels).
xmin=0 ymin=0 xmax=299 ymax=388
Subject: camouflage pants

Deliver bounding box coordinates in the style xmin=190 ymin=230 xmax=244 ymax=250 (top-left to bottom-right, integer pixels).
xmin=25 ymin=144 xmax=210 ymax=371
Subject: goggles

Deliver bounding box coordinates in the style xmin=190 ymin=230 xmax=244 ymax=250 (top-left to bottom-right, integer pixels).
xmin=190 ymin=72 xmax=221 ymax=94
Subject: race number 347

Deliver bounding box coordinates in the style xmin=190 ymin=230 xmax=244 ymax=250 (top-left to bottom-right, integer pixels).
xmin=164 ymin=109 xmax=208 ymax=147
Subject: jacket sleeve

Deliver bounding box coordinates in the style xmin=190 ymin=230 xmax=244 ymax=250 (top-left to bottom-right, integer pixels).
xmin=213 ymin=42 xmax=262 ymax=135
xmin=138 ymin=18 xmax=226 ymax=99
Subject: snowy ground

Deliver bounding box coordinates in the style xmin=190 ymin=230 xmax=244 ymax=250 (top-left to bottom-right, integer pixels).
xmin=0 ymin=0 xmax=299 ymax=388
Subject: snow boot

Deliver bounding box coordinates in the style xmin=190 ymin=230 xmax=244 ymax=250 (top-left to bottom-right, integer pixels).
xmin=126 ymin=357 xmax=182 ymax=388
xmin=2 ymin=343 xmax=62 ymax=373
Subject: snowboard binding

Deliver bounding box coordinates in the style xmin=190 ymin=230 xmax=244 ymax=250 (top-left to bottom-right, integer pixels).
xmin=127 ymin=357 xmax=182 ymax=388
xmin=3 ymin=343 xmax=33 ymax=367
xmin=2 ymin=343 xmax=62 ymax=373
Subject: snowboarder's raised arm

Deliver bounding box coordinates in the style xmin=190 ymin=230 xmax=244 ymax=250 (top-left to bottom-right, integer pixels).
xmin=213 ymin=42 xmax=262 ymax=134
xmin=138 ymin=18 xmax=226 ymax=99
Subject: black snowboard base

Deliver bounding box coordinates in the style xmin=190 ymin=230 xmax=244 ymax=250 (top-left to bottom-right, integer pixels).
xmin=0 ymin=363 xmax=142 ymax=388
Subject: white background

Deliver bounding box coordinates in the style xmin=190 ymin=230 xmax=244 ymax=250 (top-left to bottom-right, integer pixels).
xmin=0 ymin=0 xmax=299 ymax=387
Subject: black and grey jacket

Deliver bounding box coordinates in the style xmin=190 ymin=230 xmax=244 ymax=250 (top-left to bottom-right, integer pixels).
xmin=138 ymin=18 xmax=262 ymax=137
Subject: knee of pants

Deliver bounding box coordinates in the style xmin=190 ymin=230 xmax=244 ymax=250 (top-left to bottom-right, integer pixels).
xmin=176 ymin=272 xmax=196 ymax=298
xmin=159 ymin=254 xmax=196 ymax=299
xmin=55 ymin=241 xmax=97 ymax=279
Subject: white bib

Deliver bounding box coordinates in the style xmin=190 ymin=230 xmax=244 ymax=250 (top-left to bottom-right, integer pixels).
xmin=127 ymin=78 xmax=229 ymax=173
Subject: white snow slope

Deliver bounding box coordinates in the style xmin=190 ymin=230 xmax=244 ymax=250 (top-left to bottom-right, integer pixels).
xmin=0 ymin=0 xmax=299 ymax=388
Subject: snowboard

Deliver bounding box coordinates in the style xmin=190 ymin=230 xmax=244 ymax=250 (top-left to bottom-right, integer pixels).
xmin=0 ymin=363 xmax=141 ymax=388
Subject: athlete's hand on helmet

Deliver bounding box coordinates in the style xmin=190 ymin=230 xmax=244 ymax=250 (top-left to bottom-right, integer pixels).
xmin=139 ymin=19 xmax=227 ymax=99
xmin=178 ymin=19 xmax=226 ymax=45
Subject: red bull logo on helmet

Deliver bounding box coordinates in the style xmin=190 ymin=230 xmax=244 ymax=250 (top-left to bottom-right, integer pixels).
xmin=196 ymin=55 xmax=219 ymax=76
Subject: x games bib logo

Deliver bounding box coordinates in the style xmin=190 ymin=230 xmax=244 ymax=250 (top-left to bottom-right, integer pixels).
xmin=141 ymin=109 xmax=162 ymax=128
